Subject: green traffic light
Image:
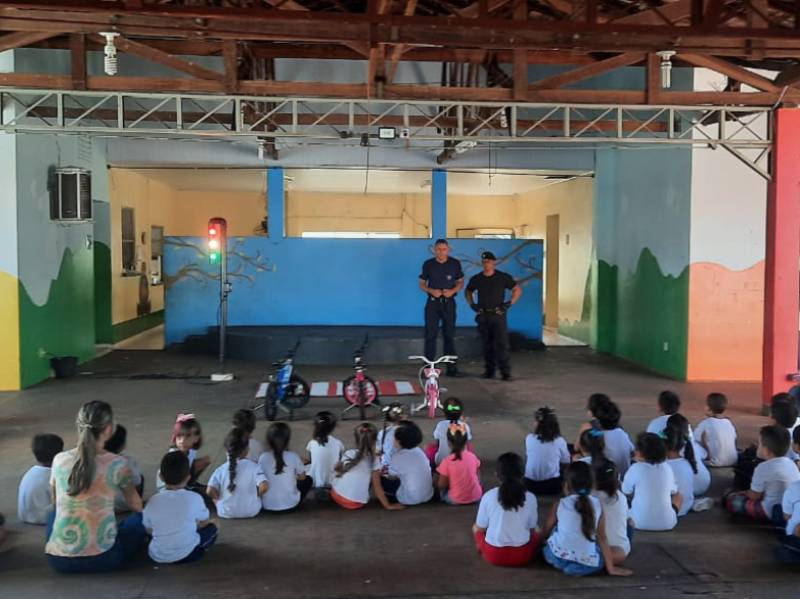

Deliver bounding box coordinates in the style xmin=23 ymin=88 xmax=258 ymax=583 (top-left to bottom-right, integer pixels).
xmin=209 ymin=251 xmax=219 ymax=264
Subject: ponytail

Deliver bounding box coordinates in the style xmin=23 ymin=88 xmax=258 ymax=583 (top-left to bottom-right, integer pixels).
xmin=446 ymin=424 xmax=468 ymax=461
xmin=665 ymin=413 xmax=697 ymax=474
xmin=224 ymin=428 xmax=248 ymax=492
xmin=566 ymin=461 xmax=596 ymax=542
xmin=267 ymin=422 xmax=291 ymax=475
xmin=336 ymin=423 xmax=377 ymax=477
xmin=67 ymin=401 xmax=113 ymax=496
xmin=579 ymin=428 xmax=605 ymax=462
xmin=496 ymin=452 xmax=526 ymax=511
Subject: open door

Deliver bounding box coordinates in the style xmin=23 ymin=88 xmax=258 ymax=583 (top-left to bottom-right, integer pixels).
xmin=545 ymin=214 xmax=560 ymax=328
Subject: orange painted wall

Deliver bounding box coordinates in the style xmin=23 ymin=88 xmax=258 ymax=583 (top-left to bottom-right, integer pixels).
xmin=686 ymin=261 xmax=764 ymax=381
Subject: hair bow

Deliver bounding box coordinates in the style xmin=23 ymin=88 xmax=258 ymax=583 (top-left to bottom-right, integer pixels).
xmin=657 ymin=430 xmax=668 ymax=440
xmin=577 ymin=488 xmax=591 ymax=496
xmin=445 ymin=403 xmax=462 ymax=413
xmin=589 ymin=428 xmax=604 ymax=438
xmin=175 ymin=413 xmax=196 ymax=424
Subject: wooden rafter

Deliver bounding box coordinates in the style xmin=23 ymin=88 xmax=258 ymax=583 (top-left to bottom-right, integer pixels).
xmin=70 ymin=33 xmax=86 ymax=90
xmin=0 ymin=30 xmax=63 ymax=53
xmin=608 ymin=0 xmax=692 ymax=25
xmin=386 ymin=0 xmax=419 ymax=83
xmin=677 ymin=52 xmax=780 ymax=92
xmin=104 ymin=35 xmax=225 ymax=80
xmin=529 ymin=52 xmax=645 ymax=90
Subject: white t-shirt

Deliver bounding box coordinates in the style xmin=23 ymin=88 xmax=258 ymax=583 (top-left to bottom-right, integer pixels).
xmin=751 ymin=457 xmax=800 ymax=514
xmin=258 ymin=451 xmax=306 ymax=511
xmin=524 ymin=434 xmax=570 ymax=481
xmin=690 ymin=442 xmax=711 ymax=496
xmin=156 ymin=448 xmax=197 ymax=491
xmin=388 ymin=447 xmax=434 ymax=505
xmin=114 ymin=453 xmax=142 ymax=512
xmin=781 ymin=480 xmax=800 ymax=518
xmin=143 ymin=488 xmax=208 ymax=563
xmin=476 ymin=487 xmax=539 ymax=548
xmin=331 ymin=449 xmax=381 ymax=504
xmin=667 ymin=458 xmax=695 ymax=516
xmin=432 ymin=420 xmax=473 ymax=465
xmin=647 ymin=416 xmax=694 ymax=439
xmin=17 ymin=465 xmax=53 ymax=524
xmin=306 ymin=436 xmax=344 ymax=488
xmin=621 ymin=461 xmax=678 ymax=531
xmin=593 ymin=489 xmax=630 ymax=556
xmin=786 ymin=501 xmax=800 ymax=537
xmin=246 ymin=437 xmax=264 ymax=462
xmin=695 ymin=417 xmax=737 ymax=467
xmin=377 ymin=426 xmax=398 ymax=468
xmin=207 ymin=458 xmax=267 ymax=519
xmin=547 ymin=495 xmax=602 ymax=567
xmin=602 ymin=428 xmax=635 ymax=476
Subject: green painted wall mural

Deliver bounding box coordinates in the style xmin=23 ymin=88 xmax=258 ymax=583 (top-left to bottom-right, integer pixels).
xmin=93 ymin=240 xmax=113 ymax=345
xmin=18 ymin=247 xmax=96 ymax=388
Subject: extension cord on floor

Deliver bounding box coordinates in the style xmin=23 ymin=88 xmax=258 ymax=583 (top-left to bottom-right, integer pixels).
xmin=211 ymin=373 xmax=234 ymax=382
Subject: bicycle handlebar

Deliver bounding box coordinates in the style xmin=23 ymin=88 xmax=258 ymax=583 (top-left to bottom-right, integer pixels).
xmin=407 ymin=355 xmax=457 ymax=366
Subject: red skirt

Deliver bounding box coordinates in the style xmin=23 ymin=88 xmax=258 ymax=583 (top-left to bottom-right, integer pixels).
xmin=474 ymin=530 xmax=541 ymax=567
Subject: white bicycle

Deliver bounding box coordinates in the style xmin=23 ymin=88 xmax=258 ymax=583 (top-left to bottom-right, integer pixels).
xmin=407 ymin=355 xmax=457 ymax=418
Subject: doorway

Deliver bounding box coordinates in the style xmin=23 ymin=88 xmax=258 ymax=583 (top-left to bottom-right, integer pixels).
xmin=545 ymin=214 xmax=559 ymax=328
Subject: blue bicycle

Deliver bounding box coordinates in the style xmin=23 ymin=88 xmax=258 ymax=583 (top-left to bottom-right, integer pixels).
xmin=262 ymin=341 xmax=310 ymax=421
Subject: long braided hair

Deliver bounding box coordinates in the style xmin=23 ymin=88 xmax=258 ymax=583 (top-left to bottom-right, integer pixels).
xmin=336 ymin=423 xmax=377 ymax=477
xmin=267 ymin=422 xmax=291 ymax=475
xmin=224 ymin=428 xmax=249 ymax=492
xmin=566 ymin=461 xmax=596 ymax=542
xmin=67 ymin=401 xmax=114 ymax=496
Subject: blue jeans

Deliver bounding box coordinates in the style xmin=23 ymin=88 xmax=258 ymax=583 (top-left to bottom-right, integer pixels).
xmin=176 ymin=524 xmax=218 ymax=564
xmin=45 ymin=511 xmax=146 ymax=573
xmin=543 ymin=543 xmax=604 ymax=577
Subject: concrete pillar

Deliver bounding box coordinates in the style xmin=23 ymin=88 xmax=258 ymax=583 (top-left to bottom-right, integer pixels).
xmin=267 ymin=166 xmax=285 ymax=240
xmin=431 ymin=169 xmax=447 ymax=240
xmin=762 ymin=108 xmax=800 ymax=407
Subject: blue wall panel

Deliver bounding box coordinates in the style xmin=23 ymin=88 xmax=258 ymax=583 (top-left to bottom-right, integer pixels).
xmin=164 ymin=237 xmax=543 ymax=345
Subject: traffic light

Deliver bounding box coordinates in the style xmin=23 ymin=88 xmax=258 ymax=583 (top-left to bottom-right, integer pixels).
xmin=207 ymin=217 xmax=227 ymax=265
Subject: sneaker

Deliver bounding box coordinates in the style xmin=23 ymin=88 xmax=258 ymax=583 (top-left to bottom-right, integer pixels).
xmin=692 ymin=497 xmax=714 ymax=512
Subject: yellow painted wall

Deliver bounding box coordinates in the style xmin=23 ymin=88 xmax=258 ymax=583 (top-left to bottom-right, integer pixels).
xmin=0 ymin=271 xmax=21 ymax=390
xmin=515 ymin=178 xmax=593 ymax=328
xmin=171 ymin=191 xmax=266 ymax=237
xmin=447 ymin=194 xmax=519 ymax=237
xmin=286 ymin=191 xmax=431 ymax=237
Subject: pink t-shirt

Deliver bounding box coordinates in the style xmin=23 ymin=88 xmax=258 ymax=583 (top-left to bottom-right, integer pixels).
xmin=437 ymin=450 xmax=482 ymax=504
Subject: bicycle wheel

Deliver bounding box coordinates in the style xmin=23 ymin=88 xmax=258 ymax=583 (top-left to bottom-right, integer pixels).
xmin=283 ymin=374 xmax=311 ymax=410
xmin=265 ymin=381 xmax=279 ymax=421
xmin=343 ymin=375 xmax=379 ymax=419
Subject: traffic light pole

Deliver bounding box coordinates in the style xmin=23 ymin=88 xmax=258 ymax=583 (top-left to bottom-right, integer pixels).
xmin=209 ymin=217 xmax=233 ymax=382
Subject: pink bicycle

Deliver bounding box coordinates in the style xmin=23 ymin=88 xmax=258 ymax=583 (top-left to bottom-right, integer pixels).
xmin=408 ymin=354 xmax=457 ymax=418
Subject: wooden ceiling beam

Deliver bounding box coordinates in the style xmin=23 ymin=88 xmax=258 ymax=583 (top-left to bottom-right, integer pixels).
xmin=104 ymin=35 xmax=225 ymax=80
xmin=677 ymin=52 xmax=780 ymax=92
xmin=529 ymin=52 xmax=645 ymax=90
xmin=0 ymin=30 xmax=64 ymax=52
xmin=386 ymin=0 xmax=418 ymax=83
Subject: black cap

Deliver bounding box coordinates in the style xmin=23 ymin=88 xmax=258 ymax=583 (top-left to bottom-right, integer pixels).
xmin=481 ymin=251 xmax=497 ymax=261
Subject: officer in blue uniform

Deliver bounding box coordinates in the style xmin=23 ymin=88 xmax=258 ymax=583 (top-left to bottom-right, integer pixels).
xmin=419 ymin=239 xmax=464 ymax=376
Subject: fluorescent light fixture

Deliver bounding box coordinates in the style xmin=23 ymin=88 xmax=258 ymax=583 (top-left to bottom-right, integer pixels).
xmin=378 ymin=127 xmax=397 ymax=140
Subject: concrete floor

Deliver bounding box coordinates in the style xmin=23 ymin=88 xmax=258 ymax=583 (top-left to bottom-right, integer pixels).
xmin=0 ymin=347 xmax=796 ymax=598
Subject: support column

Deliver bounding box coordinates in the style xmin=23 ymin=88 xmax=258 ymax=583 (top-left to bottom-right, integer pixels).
xmin=267 ymin=166 xmax=285 ymax=240
xmin=431 ymin=169 xmax=447 ymax=240
xmin=762 ymin=108 xmax=800 ymax=407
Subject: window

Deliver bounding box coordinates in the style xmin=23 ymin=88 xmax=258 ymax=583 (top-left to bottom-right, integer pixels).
xmin=301 ymin=232 xmax=401 ymax=239
xmin=455 ymin=227 xmax=515 ymax=239
xmin=150 ymin=225 xmax=164 ymax=260
xmin=121 ymin=207 xmax=136 ymax=273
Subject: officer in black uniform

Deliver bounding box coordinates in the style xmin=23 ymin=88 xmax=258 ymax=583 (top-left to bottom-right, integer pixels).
xmin=465 ymin=251 xmax=522 ymax=381
xmin=419 ymin=239 xmax=464 ymax=376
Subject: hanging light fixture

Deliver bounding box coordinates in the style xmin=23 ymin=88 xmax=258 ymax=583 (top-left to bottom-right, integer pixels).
xmin=100 ymin=32 xmax=120 ymax=76
xmin=656 ymin=51 xmax=676 ymax=89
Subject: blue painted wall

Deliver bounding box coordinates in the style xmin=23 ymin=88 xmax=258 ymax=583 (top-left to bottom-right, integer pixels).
xmin=164 ymin=237 xmax=543 ymax=345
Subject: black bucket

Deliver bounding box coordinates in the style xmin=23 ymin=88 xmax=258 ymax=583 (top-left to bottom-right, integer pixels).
xmin=50 ymin=356 xmax=78 ymax=379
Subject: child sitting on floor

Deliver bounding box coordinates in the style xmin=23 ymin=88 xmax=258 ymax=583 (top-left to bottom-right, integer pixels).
xmin=575 ymin=393 xmax=611 ymax=447
xmin=382 ymin=421 xmax=434 ymax=506
xmin=664 ymin=420 xmax=705 ymax=515
xmin=726 ymin=425 xmax=800 ymax=523
xmin=207 ymin=428 xmax=268 ymax=519
xmin=542 ymin=461 xmax=632 ymax=577
xmin=695 ymin=392 xmax=738 ymax=467
xmin=18 ymin=433 xmax=63 ymax=525
xmin=771 ymin=399 xmax=800 ymax=461
xmin=305 ymin=411 xmax=344 ymax=491
xmin=105 ymin=425 xmax=144 ymax=513
xmin=595 ymin=400 xmax=635 ymax=476
xmin=436 ymin=423 xmax=482 ymax=505
xmin=777 ymin=497 xmax=800 ymax=563
xmin=259 ymin=422 xmax=312 ymax=511
xmin=377 ymin=402 xmax=408 ymax=470
xmin=592 ymin=459 xmax=632 ymax=563
xmin=143 ymin=451 xmax=218 ymax=564
xmin=647 ymin=391 xmax=692 ymax=439
xmin=231 ymin=409 xmax=263 ymax=462
xmin=622 ymin=433 xmax=681 ymax=531
xmin=473 ymin=452 xmax=540 ymax=567
xmin=428 ymin=397 xmax=473 ymax=466
xmin=331 ymin=423 xmax=400 ymax=511
xmin=157 ymin=413 xmax=211 ymax=493
xmin=524 ymin=406 xmax=570 ymax=496
xmin=668 ymin=414 xmax=711 ymax=497
xmin=779 ymin=432 xmax=800 ymax=530
xmin=574 ymin=428 xmax=605 ymax=466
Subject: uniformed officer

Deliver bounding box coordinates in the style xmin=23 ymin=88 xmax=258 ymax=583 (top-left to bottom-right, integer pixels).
xmin=465 ymin=251 xmax=522 ymax=381
xmin=419 ymin=238 xmax=464 ymax=376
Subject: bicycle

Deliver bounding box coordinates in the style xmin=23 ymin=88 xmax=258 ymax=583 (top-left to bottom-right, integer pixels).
xmin=342 ymin=335 xmax=381 ymax=420
xmin=407 ymin=354 xmax=457 ymax=418
xmin=257 ymin=340 xmax=311 ymax=421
